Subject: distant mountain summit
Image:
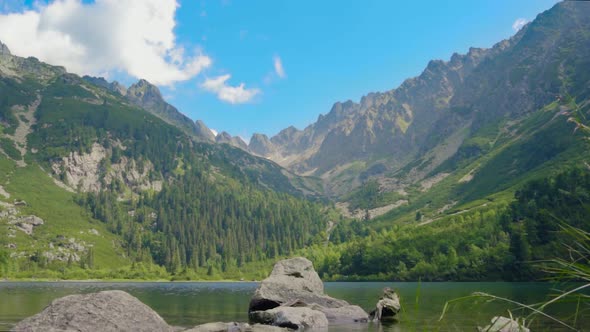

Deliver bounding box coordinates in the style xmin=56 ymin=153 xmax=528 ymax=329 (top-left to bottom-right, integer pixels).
xmin=79 ymin=76 xmax=217 ymax=143
xmin=215 ymin=131 xmax=249 ymax=151
xmin=0 ymin=41 xmax=11 ymax=55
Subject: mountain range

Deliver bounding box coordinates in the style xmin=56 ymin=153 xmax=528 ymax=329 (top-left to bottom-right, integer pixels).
xmin=1 ymin=1 xmax=590 ymax=280
xmin=249 ymin=1 xmax=590 ymax=202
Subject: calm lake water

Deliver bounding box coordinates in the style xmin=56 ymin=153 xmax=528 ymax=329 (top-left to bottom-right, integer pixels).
xmin=0 ymin=282 xmax=586 ymax=331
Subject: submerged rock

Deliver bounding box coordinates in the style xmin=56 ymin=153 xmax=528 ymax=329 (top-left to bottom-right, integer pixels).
xmin=12 ymin=290 xmax=173 ymax=332
xmin=308 ymin=303 xmax=369 ymax=324
xmin=249 ymin=306 xmax=328 ymax=330
xmin=249 ymin=257 xmax=368 ymax=329
xmin=183 ymin=322 xmax=289 ymax=332
xmin=369 ymin=287 xmax=401 ymax=321
xmin=479 ymin=316 xmax=530 ymax=332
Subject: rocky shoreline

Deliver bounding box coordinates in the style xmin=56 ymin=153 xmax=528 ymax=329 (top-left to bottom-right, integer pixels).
xmin=10 ymin=257 xmax=524 ymax=331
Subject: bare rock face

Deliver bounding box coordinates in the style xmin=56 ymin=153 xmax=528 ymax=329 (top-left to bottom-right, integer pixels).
xmin=249 ymin=257 xmax=368 ymax=329
xmin=215 ymin=132 xmax=249 ymax=151
xmin=249 ymin=134 xmax=276 ymax=156
xmin=369 ymin=287 xmax=401 ymax=321
xmin=0 ymin=40 xmax=11 ymax=55
xmin=12 ymin=290 xmax=173 ymax=332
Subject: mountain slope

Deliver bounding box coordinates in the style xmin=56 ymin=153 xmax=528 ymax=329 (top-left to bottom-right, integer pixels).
xmin=250 ymin=1 xmax=590 ymax=204
xmin=0 ymin=42 xmax=328 ymax=279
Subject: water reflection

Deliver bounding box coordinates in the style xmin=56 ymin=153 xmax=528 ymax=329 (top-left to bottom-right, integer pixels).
xmin=0 ymin=282 xmax=582 ymax=331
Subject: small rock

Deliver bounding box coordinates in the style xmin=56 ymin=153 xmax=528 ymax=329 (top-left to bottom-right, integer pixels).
xmin=250 ymin=306 xmax=328 ymax=330
xmin=13 ymin=199 xmax=27 ymax=206
xmin=9 ymin=215 xmax=44 ymax=235
xmin=479 ymin=316 xmax=530 ymax=332
xmin=184 ymin=322 xmax=249 ymax=332
xmin=308 ymin=303 xmax=368 ymax=323
xmin=250 ymin=325 xmax=290 ymax=332
xmin=369 ymin=287 xmax=401 ymax=321
xmin=183 ymin=322 xmax=288 ymax=332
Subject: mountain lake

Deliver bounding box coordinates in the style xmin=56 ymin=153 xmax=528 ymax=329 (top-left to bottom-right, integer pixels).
xmin=0 ymin=281 xmax=586 ymax=331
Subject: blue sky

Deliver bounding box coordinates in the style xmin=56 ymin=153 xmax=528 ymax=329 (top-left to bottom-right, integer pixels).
xmin=0 ymin=0 xmax=558 ymax=140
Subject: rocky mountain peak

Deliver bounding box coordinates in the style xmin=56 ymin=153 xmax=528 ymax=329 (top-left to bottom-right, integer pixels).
xmin=249 ymin=133 xmax=275 ymax=156
xmin=122 ymin=78 xmax=214 ymax=142
xmin=82 ymin=76 xmax=127 ymax=96
xmin=0 ymin=40 xmax=11 ymax=56
xmin=127 ymin=79 xmax=162 ymax=100
xmin=195 ymin=120 xmax=216 ymax=141
xmin=216 ymin=131 xmax=249 ymax=151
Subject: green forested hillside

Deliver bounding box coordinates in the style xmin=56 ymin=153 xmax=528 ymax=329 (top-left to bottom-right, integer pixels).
xmin=0 ymin=49 xmax=328 ymax=280
xmin=302 ymin=166 xmax=590 ymax=281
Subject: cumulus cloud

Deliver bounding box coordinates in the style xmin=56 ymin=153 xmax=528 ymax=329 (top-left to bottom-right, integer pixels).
xmin=201 ymin=74 xmax=260 ymax=104
xmin=512 ymin=18 xmax=529 ymax=32
xmin=273 ymin=55 xmax=286 ymax=79
xmin=0 ymin=0 xmax=212 ymax=85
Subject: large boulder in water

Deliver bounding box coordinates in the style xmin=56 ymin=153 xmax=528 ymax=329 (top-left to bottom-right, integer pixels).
xmin=249 ymin=257 xmax=346 ymax=311
xmin=369 ymin=287 xmax=401 ymax=321
xmin=12 ymin=290 xmax=172 ymax=332
xmin=249 ymin=257 xmax=368 ymax=327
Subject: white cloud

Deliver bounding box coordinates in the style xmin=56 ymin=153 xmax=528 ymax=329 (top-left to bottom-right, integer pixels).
xmin=210 ymin=128 xmax=218 ymax=137
xmin=273 ymin=55 xmax=285 ymax=78
xmin=512 ymin=18 xmax=529 ymax=32
xmin=201 ymin=74 xmax=260 ymax=104
xmin=0 ymin=0 xmax=212 ymax=85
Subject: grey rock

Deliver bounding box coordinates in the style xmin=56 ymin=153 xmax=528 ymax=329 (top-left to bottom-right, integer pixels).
xmin=249 ymin=325 xmax=290 ymax=332
xmin=478 ymin=316 xmax=530 ymax=332
xmin=249 ymin=306 xmax=328 ymax=330
xmin=249 ymin=257 xmax=368 ymax=328
xmin=12 ymin=290 xmax=173 ymax=332
xmin=369 ymin=287 xmax=401 ymax=321
xmin=184 ymin=322 xmax=288 ymax=332
xmin=249 ymin=257 xmax=347 ymax=312
xmin=308 ymin=303 xmax=368 ymax=323
xmin=183 ymin=322 xmax=249 ymax=332
xmin=9 ymin=215 xmax=44 ymax=235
